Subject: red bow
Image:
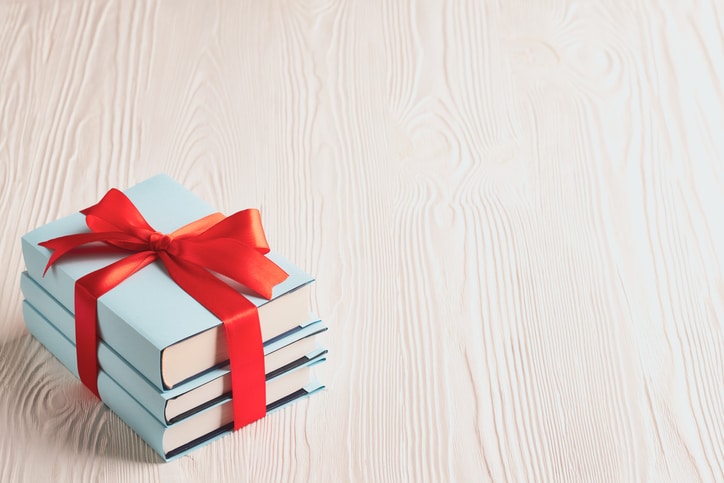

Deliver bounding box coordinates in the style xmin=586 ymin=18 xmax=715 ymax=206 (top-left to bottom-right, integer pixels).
xmin=39 ymin=188 xmax=288 ymax=430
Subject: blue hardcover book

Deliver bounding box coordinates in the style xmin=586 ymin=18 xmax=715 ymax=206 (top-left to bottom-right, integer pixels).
xmin=22 ymin=300 xmax=326 ymax=461
xmin=21 ymin=174 xmax=316 ymax=390
xmin=22 ymin=271 xmax=328 ymax=425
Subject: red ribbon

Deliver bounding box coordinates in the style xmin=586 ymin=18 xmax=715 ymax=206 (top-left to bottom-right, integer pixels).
xmin=39 ymin=188 xmax=288 ymax=430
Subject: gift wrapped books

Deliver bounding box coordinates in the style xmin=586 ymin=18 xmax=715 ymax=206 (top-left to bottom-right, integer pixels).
xmin=20 ymin=175 xmax=326 ymax=460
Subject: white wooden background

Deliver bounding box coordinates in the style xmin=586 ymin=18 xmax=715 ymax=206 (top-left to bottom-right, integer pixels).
xmin=1 ymin=0 xmax=724 ymax=481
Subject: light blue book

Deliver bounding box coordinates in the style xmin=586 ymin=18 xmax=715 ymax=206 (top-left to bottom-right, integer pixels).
xmin=22 ymin=271 xmax=328 ymax=425
xmin=23 ymin=299 xmax=326 ymax=461
xmin=21 ymin=174 xmax=316 ymax=390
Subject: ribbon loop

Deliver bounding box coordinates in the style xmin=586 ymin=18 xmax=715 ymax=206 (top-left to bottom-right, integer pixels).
xmin=40 ymin=189 xmax=288 ymax=430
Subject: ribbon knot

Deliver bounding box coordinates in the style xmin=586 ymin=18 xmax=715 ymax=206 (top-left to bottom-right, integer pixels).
xmin=38 ymin=187 xmax=289 ymax=430
xmin=148 ymin=231 xmax=173 ymax=252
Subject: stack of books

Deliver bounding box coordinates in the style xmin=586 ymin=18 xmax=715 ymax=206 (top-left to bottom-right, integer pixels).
xmin=20 ymin=175 xmax=326 ymax=461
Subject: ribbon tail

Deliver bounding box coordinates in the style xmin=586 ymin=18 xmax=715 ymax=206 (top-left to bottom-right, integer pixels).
xmin=39 ymin=231 xmax=155 ymax=275
xmin=40 ymin=232 xmax=121 ymax=275
xmin=159 ymin=252 xmax=266 ymax=429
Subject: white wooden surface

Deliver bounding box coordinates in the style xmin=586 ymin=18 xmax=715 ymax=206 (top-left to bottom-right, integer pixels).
xmin=1 ymin=0 xmax=724 ymax=481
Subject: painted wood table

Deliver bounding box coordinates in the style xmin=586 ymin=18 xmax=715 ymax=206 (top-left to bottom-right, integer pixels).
xmin=1 ymin=0 xmax=723 ymax=481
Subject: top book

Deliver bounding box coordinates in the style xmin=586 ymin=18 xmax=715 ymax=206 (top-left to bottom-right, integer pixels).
xmin=21 ymin=174 xmax=314 ymax=390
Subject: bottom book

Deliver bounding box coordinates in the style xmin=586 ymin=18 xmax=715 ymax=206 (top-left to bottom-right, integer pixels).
xmin=23 ymin=299 xmax=326 ymax=461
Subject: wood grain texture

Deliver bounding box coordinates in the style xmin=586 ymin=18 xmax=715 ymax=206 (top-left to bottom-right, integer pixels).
xmin=1 ymin=0 xmax=724 ymax=481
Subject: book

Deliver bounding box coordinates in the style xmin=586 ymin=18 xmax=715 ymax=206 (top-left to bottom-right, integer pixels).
xmin=22 ymin=272 xmax=328 ymax=424
xmin=21 ymin=174 xmax=316 ymax=390
xmin=23 ymin=297 xmax=325 ymax=460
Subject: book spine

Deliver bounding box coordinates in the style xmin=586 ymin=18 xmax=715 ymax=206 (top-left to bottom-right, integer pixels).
xmin=96 ymin=372 xmax=169 ymax=460
xmin=20 ymin=246 xmax=165 ymax=390
xmin=23 ymin=301 xmax=80 ymax=378
xmin=20 ymin=273 xmax=75 ymax=340
xmin=21 ymin=299 xmax=168 ymax=425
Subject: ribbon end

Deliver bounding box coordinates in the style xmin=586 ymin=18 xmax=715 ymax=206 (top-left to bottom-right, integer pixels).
xmin=38 ymin=244 xmax=58 ymax=277
xmin=250 ymin=266 xmax=287 ymax=300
